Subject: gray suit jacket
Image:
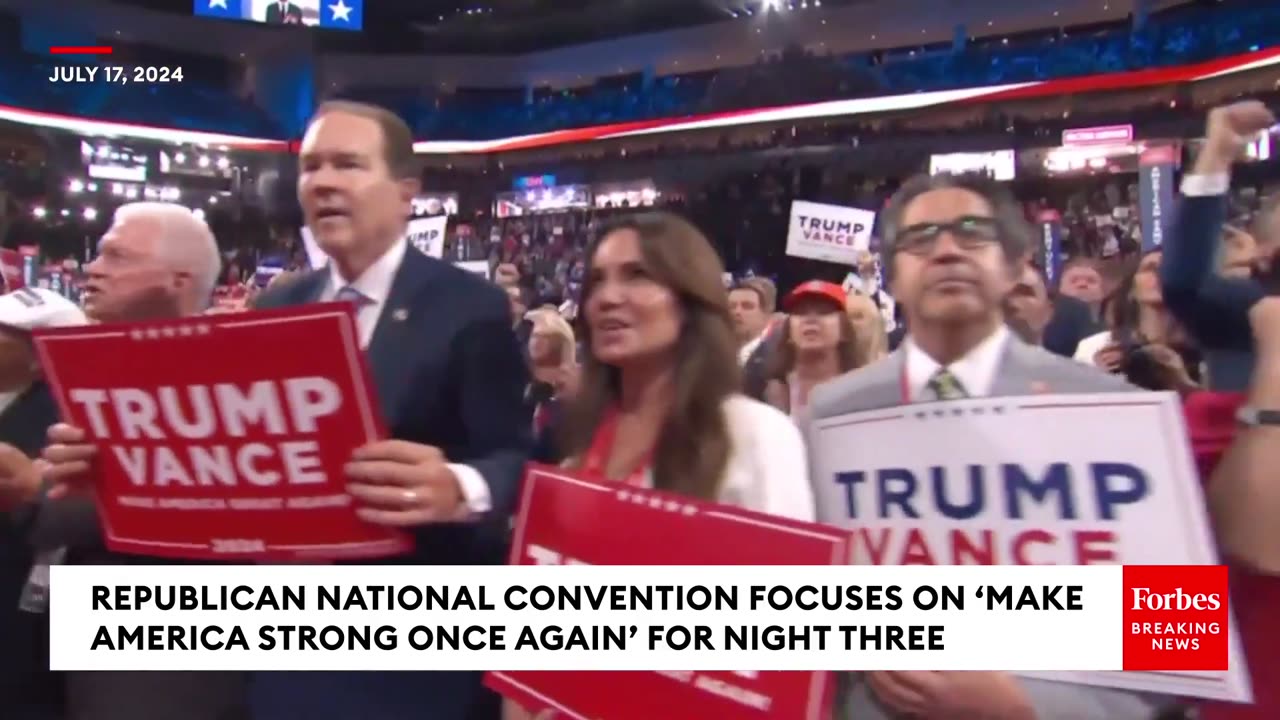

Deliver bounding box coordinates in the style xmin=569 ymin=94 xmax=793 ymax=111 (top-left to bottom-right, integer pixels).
xmin=809 ymin=337 xmax=1175 ymax=720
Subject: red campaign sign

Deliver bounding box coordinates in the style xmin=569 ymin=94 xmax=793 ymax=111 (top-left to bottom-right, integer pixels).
xmin=485 ymin=465 xmax=849 ymax=720
xmin=0 ymin=248 xmax=24 ymax=291
xmin=31 ymin=303 xmax=412 ymax=561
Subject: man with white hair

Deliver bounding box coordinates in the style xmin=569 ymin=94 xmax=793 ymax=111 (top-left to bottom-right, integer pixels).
xmin=6 ymin=202 xmax=249 ymax=720
xmin=80 ymin=202 xmax=222 ymax=322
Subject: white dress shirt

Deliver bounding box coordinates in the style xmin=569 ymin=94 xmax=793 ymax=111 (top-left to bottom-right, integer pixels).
xmin=1180 ymin=172 xmax=1230 ymax=197
xmin=902 ymin=325 xmax=1010 ymax=401
xmin=738 ymin=331 xmax=766 ymax=366
xmin=321 ymin=240 xmax=493 ymax=515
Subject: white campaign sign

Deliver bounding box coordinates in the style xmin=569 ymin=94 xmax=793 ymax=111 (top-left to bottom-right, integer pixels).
xmin=456 ymin=260 xmax=490 ymax=279
xmin=785 ymin=200 xmax=876 ymax=265
xmin=407 ymin=215 xmax=448 ymax=258
xmin=300 ymin=216 xmax=449 ymax=265
xmin=810 ymin=391 xmax=1251 ymax=702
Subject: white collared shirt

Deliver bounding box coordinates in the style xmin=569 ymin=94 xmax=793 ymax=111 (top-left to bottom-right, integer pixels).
xmin=320 ymin=237 xmax=406 ymax=348
xmin=738 ymin=331 xmax=766 ymax=366
xmin=321 ymin=239 xmax=492 ymax=515
xmin=903 ymin=325 xmax=1010 ymax=401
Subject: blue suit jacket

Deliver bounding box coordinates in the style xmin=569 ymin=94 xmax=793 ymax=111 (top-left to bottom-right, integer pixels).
xmin=1160 ymin=193 xmax=1262 ymax=390
xmin=249 ymin=246 xmax=531 ymax=720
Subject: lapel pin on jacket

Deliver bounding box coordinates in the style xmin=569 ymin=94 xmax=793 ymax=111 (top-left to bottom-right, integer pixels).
xmin=391 ymin=308 xmax=409 ymax=322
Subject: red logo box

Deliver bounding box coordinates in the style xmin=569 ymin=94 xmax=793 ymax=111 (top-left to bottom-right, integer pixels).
xmin=1122 ymin=565 xmax=1228 ymax=671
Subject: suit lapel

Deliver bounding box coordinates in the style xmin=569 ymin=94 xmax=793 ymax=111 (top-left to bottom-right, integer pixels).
xmin=297 ymin=269 xmax=328 ymax=304
xmin=365 ymin=249 xmax=438 ymax=427
xmin=991 ymin=337 xmax=1043 ymax=397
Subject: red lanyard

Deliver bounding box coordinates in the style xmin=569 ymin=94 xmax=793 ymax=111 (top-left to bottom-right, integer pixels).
xmin=580 ymin=407 xmax=653 ymax=488
xmin=899 ymin=364 xmax=912 ymax=403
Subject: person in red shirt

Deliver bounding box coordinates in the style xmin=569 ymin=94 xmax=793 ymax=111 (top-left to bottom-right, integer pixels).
xmin=1182 ymin=297 xmax=1280 ymax=718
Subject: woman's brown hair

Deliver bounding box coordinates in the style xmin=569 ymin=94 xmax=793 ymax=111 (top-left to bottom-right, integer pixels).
xmin=764 ymin=306 xmax=868 ymax=383
xmin=560 ymin=213 xmax=740 ymax=501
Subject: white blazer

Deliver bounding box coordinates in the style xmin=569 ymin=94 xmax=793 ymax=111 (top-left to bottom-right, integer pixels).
xmin=714 ymin=394 xmax=815 ymax=522
xmin=565 ymin=395 xmax=814 ymax=522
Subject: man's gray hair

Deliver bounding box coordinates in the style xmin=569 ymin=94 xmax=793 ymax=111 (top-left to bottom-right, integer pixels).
xmin=879 ymin=172 xmax=1033 ymax=279
xmin=114 ymin=202 xmax=221 ymax=309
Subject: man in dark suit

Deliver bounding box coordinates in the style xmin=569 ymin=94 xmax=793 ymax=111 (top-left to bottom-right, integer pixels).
xmin=1162 ymin=100 xmax=1277 ymax=391
xmin=249 ymin=100 xmax=530 ymax=720
xmin=264 ymin=0 xmax=304 ymax=24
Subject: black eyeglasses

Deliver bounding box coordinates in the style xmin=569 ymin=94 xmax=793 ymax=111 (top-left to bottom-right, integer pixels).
xmin=896 ymin=216 xmax=1000 ymax=255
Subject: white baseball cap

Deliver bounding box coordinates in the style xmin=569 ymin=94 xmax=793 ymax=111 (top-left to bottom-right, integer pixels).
xmin=0 ymin=288 xmax=87 ymax=333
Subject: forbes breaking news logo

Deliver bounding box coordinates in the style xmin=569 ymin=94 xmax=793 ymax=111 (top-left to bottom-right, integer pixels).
xmin=1122 ymin=565 xmax=1228 ymax=671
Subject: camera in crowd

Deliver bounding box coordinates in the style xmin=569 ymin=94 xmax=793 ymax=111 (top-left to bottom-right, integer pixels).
xmin=1115 ymin=338 xmax=1201 ymax=392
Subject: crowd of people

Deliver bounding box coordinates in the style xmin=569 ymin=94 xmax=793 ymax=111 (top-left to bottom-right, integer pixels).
xmin=0 ymin=92 xmax=1277 ymax=720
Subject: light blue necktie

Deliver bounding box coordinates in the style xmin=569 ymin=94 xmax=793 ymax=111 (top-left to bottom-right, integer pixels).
xmin=334 ymin=286 xmax=370 ymax=307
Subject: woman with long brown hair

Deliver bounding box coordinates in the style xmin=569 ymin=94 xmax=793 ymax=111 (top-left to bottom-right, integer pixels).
xmin=764 ymin=280 xmax=871 ymax=420
xmin=1075 ymin=249 xmax=1200 ymax=392
xmin=505 ymin=213 xmax=814 ymax=719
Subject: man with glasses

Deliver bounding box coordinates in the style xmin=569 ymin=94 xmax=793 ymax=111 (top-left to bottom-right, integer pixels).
xmin=807 ymin=173 xmax=1179 ymax=719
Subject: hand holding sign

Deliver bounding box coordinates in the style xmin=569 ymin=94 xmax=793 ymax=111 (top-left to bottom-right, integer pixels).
xmin=32 ymin=306 xmax=412 ymax=560
xmin=867 ymin=671 xmax=1034 ymax=720
xmin=0 ymin=442 xmax=42 ymax=510
xmin=345 ymin=440 xmax=466 ymax=526
xmin=42 ymin=423 xmax=95 ymax=500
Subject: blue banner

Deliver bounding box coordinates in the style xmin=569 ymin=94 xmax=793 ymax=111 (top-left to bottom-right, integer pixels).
xmin=1139 ymin=145 xmax=1178 ymax=252
xmin=1036 ymin=209 xmax=1064 ymax=287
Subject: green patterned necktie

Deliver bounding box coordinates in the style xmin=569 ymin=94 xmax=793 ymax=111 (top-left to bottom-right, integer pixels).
xmin=927 ymin=367 xmax=969 ymax=401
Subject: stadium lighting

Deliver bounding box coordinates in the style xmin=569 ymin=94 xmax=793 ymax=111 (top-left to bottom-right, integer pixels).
xmin=83 ymin=207 xmax=98 ymax=221
xmin=216 ymin=156 xmax=230 ymax=170
xmin=174 ymin=152 xmax=186 ymax=163
xmin=32 ymin=206 xmax=46 ymax=219
xmin=762 ymin=0 xmax=782 ymax=11
xmin=68 ymin=179 xmax=84 ymax=193
xmin=61 ymin=209 xmax=70 ymax=217
xmin=198 ymin=155 xmax=210 ymax=168
xmin=87 ymin=182 xmax=98 ymax=192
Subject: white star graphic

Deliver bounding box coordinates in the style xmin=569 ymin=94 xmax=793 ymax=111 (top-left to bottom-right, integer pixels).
xmin=208 ymin=0 xmax=227 ymax=8
xmin=329 ymin=0 xmax=352 ymax=22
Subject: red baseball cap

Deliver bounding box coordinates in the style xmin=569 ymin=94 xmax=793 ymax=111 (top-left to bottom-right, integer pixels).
xmin=784 ymin=280 xmax=847 ymax=312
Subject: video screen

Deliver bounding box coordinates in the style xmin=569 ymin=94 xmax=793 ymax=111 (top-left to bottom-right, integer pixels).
xmin=81 ymin=141 xmax=149 ymax=183
xmin=929 ymin=150 xmax=1017 ymax=182
xmin=193 ymin=0 xmax=363 ymax=31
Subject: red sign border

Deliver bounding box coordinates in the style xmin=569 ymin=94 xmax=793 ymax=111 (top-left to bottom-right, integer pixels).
xmin=490 ymin=464 xmax=848 ymax=720
xmin=30 ymin=303 xmax=395 ymax=558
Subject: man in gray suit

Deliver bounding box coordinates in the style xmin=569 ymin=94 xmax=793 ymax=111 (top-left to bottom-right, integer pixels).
xmin=808 ymin=173 xmax=1181 ymax=719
